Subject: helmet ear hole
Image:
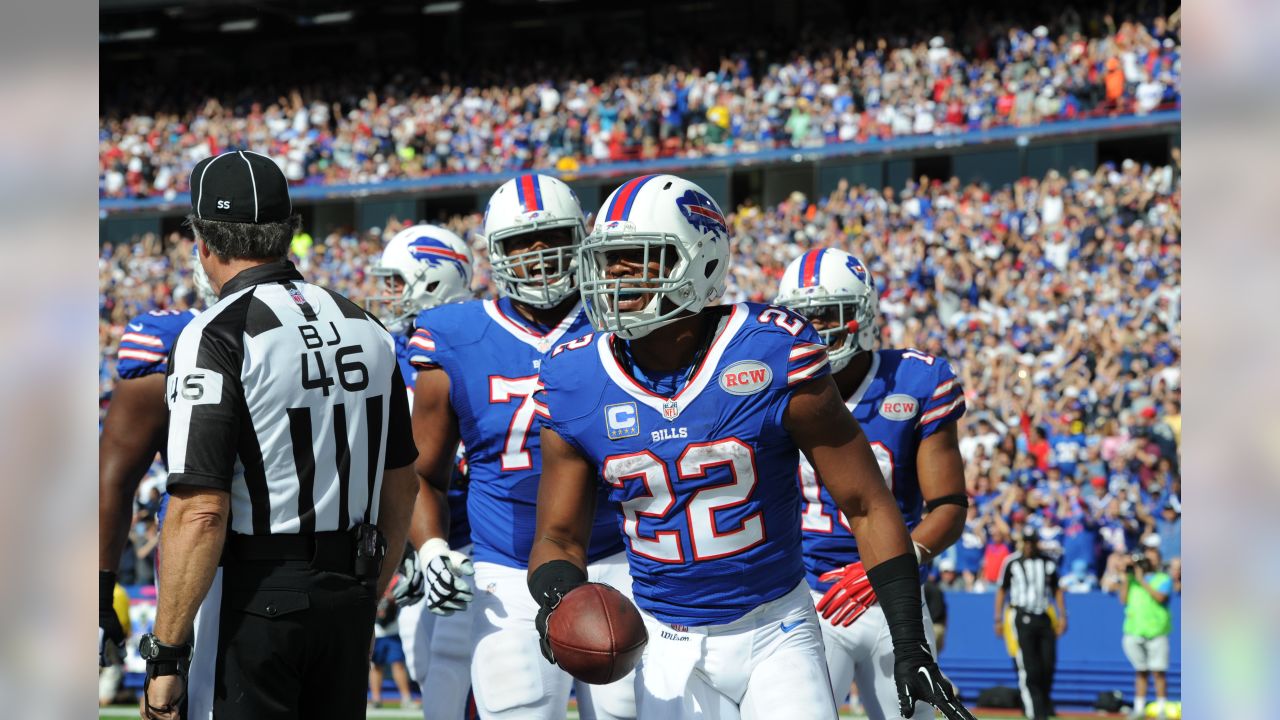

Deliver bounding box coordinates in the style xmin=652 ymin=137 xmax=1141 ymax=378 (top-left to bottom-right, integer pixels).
xmin=426 ymin=280 xmax=440 ymax=293
xmin=704 ymin=259 xmax=719 ymax=278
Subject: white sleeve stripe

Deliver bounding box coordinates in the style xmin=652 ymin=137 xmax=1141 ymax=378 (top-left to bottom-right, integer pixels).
xmin=408 ymin=336 xmax=435 ymax=350
xmin=789 ymin=343 xmax=825 ymax=360
xmin=931 ymin=378 xmax=956 ymax=399
xmin=920 ymin=397 xmax=964 ymax=425
xmin=121 ymin=332 xmax=165 ymax=347
xmin=787 ymin=355 xmax=830 ymax=385
xmin=119 ymin=349 xmax=166 ymax=362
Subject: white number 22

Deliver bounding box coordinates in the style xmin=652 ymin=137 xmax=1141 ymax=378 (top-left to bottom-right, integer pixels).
xmin=602 ymin=438 xmax=765 ymax=563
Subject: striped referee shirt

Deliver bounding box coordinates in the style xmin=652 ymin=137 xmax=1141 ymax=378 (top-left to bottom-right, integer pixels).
xmin=165 ymin=259 xmax=416 ymax=536
xmin=999 ymin=552 xmax=1059 ymax=615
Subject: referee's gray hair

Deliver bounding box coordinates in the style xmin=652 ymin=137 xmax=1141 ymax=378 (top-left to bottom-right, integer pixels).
xmin=186 ymin=213 xmax=301 ymax=260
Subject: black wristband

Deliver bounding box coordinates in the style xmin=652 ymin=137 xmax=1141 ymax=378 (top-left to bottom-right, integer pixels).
xmin=100 ymin=570 xmax=117 ymax=610
xmin=866 ymin=552 xmax=929 ymax=655
xmin=528 ymin=560 xmax=587 ymax=610
xmin=924 ymin=493 xmax=970 ymax=512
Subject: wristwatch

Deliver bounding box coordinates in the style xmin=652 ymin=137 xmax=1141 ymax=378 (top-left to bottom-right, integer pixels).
xmin=138 ymin=633 xmax=191 ymax=678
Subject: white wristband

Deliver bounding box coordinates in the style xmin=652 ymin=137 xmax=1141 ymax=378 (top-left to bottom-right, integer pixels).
xmin=419 ymin=537 xmax=450 ymax=560
xmin=912 ymin=541 xmax=928 ymax=564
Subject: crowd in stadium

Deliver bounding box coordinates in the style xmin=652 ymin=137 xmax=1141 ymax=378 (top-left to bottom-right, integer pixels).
xmin=99 ymin=11 xmax=1180 ymax=199
xmin=99 ymin=152 xmax=1182 ymax=594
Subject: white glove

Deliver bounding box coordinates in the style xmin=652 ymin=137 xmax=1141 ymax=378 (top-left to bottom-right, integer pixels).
xmin=419 ymin=538 xmax=475 ymax=616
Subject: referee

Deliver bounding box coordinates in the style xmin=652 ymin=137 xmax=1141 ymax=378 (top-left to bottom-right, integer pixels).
xmin=140 ymin=151 xmax=419 ymax=720
xmin=993 ymin=527 xmax=1067 ymax=720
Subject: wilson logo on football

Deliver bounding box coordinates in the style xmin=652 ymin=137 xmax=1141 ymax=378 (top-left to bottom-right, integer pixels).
xmin=879 ymin=394 xmax=918 ymax=421
xmin=719 ymin=360 xmax=773 ymax=396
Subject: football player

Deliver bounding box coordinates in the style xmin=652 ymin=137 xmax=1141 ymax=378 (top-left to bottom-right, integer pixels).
xmin=408 ymin=174 xmax=636 ymax=719
xmin=529 ymin=175 xmax=975 ymax=720
xmin=365 ymin=223 xmax=477 ymax=718
xmin=98 ymin=247 xmax=221 ymax=717
xmin=776 ymin=248 xmax=969 ymax=720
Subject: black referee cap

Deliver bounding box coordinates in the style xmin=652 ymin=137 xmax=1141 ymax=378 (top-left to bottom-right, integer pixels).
xmin=190 ymin=150 xmax=292 ymax=224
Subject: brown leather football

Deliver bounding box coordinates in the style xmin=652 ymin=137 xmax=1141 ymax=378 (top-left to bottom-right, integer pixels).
xmin=547 ymin=582 xmax=648 ymax=685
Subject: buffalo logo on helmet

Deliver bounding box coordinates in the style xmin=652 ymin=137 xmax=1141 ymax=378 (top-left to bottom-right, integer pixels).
xmin=675 ymin=189 xmax=727 ymax=241
xmin=845 ymin=255 xmax=869 ymax=284
xmin=409 ymin=237 xmax=468 ymax=277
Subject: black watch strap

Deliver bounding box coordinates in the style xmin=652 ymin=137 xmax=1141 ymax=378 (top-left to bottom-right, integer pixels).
xmin=141 ymin=633 xmax=192 ymax=666
xmin=146 ymin=659 xmax=186 ymax=678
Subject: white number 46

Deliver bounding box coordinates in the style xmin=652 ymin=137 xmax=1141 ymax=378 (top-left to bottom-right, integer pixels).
xmin=167 ymin=371 xmax=224 ymax=408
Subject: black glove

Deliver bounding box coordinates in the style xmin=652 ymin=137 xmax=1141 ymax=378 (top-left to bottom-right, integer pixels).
xmin=892 ymin=643 xmax=976 ymax=719
xmin=528 ymin=560 xmax=587 ymax=665
xmin=391 ymin=548 xmax=425 ymax=608
xmin=534 ymin=603 xmax=558 ymax=665
xmin=100 ymin=570 xmax=125 ymax=667
xmin=867 ymin=553 xmax=977 ymax=720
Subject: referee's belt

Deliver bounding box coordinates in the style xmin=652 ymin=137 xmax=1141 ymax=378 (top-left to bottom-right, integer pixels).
xmin=224 ymin=531 xmax=356 ymax=574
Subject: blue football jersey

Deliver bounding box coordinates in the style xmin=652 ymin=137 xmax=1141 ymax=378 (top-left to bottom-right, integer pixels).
xmin=396 ymin=332 xmax=471 ymax=551
xmin=408 ymin=297 xmax=622 ymax=568
xmin=116 ymin=309 xmax=198 ymax=380
xmin=799 ymin=349 xmax=966 ymax=592
xmin=538 ymin=302 xmax=833 ymax=626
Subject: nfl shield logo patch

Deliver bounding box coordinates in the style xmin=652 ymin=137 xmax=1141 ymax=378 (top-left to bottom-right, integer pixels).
xmin=662 ymin=401 xmax=679 ymax=421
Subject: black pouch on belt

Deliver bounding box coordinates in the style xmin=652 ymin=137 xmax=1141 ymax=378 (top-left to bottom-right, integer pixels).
xmin=352 ymin=523 xmax=386 ymax=582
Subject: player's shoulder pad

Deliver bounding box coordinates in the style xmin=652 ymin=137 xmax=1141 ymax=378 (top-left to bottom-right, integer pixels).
xmin=538 ymin=331 xmax=607 ymax=424
xmin=878 ymin=348 xmax=960 ymax=397
xmin=412 ymin=299 xmax=487 ymax=349
xmin=132 ymin=309 xmax=198 ymax=341
xmin=738 ymin=301 xmax=821 ymax=344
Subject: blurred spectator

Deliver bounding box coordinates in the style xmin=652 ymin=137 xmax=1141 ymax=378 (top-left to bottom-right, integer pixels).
xmin=126 ymin=512 xmax=159 ymax=586
xmin=1060 ymin=558 xmax=1099 ymax=593
xmin=369 ymin=591 xmax=416 ymax=711
xmin=936 ymin=557 xmax=968 ymax=592
xmin=99 ymin=12 xmax=1180 ymax=199
xmin=1155 ymin=503 xmax=1181 ymax=560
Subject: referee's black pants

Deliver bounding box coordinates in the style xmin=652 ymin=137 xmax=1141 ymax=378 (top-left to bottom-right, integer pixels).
xmin=1012 ymin=610 xmax=1057 ymax=720
xmin=214 ymin=533 xmax=377 ymax=720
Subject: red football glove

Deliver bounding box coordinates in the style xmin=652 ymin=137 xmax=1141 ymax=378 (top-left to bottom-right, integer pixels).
xmin=816 ymin=561 xmax=878 ymax=627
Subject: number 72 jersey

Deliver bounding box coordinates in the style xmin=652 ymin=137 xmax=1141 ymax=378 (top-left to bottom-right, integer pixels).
xmin=798 ymin=348 xmax=966 ymax=592
xmin=538 ymin=302 xmax=834 ymax=627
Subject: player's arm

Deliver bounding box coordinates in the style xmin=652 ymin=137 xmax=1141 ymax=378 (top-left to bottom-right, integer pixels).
xmin=99 ymin=373 xmax=168 ymax=665
xmin=529 ymin=427 xmax=596 ymax=572
xmin=787 ymin=375 xmax=976 ymax=720
xmin=375 ymin=363 xmax=421 ymax=597
xmin=994 ymin=554 xmax=1014 ymax=637
xmin=912 ymin=422 xmax=968 ymax=561
xmin=99 ymin=374 xmax=168 ymax=571
xmin=409 ymin=367 xmax=459 ymax=546
xmin=409 ymin=365 xmax=473 ymax=615
xmin=527 ymin=426 xmax=596 ymax=665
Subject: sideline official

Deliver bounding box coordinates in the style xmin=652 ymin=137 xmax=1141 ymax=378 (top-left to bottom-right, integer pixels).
xmin=140 ymin=151 xmax=419 ymax=720
xmin=993 ymin=527 xmax=1067 ymax=720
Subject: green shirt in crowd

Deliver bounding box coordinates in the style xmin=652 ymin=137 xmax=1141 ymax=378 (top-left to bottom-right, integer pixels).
xmin=1124 ymin=572 xmax=1173 ymax=638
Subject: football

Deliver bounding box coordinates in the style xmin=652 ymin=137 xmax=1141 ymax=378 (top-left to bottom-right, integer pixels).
xmin=547 ymin=582 xmax=648 ymax=685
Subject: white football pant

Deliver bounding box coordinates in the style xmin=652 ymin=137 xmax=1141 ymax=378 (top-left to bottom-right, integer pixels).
xmin=470 ymin=551 xmax=637 ymax=720
xmin=400 ymin=544 xmax=477 ymax=720
xmin=635 ymin=581 xmax=839 ymax=720
xmin=811 ymin=589 xmax=938 ymax=720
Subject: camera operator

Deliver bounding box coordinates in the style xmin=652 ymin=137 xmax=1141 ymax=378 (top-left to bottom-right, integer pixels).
xmin=1119 ymin=535 xmax=1174 ymax=719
